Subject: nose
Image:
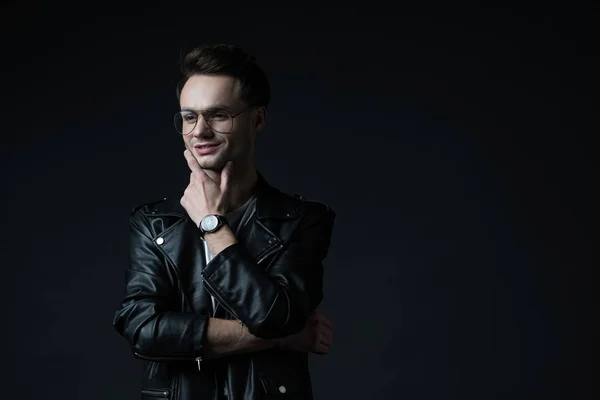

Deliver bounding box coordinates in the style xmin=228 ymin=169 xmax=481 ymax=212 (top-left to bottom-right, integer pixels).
xmin=190 ymin=115 xmax=214 ymax=138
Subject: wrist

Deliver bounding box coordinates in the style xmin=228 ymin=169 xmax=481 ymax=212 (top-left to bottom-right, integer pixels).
xmin=203 ymin=225 xmax=235 ymax=241
xmin=198 ymin=214 xmax=228 ymax=238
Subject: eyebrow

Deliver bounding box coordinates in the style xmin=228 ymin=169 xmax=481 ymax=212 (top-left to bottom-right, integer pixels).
xmin=180 ymin=104 xmax=234 ymax=112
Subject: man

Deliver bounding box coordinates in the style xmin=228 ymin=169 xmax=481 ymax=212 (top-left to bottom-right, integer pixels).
xmin=112 ymin=44 xmax=336 ymax=400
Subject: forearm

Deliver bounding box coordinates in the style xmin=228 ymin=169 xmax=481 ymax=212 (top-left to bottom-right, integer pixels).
xmin=202 ymin=210 xmax=334 ymax=339
xmin=203 ymin=317 xmax=276 ymax=359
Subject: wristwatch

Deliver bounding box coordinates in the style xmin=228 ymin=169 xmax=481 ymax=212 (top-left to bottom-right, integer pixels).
xmin=199 ymin=214 xmax=227 ymax=238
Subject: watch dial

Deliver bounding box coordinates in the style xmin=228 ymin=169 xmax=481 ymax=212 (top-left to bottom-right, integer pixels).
xmin=202 ymin=215 xmax=218 ymax=231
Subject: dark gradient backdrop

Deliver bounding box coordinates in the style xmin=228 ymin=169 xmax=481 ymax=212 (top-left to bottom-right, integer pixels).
xmin=1 ymin=4 xmax=596 ymax=400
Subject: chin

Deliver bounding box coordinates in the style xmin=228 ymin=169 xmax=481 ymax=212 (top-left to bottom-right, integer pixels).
xmin=196 ymin=155 xmax=226 ymax=171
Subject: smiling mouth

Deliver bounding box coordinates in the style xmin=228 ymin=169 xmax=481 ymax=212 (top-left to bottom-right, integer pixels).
xmin=194 ymin=143 xmax=219 ymax=148
xmin=193 ymin=143 xmax=220 ymax=155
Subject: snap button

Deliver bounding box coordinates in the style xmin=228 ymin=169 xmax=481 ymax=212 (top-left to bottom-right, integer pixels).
xmin=285 ymin=213 xmax=291 ymax=217
xmin=278 ymin=385 xmax=286 ymax=394
xmin=268 ymin=237 xmax=276 ymax=244
xmin=156 ymin=237 xmax=164 ymax=245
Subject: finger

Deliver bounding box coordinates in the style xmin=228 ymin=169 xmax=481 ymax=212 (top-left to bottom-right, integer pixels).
xmin=221 ymin=161 xmax=233 ymax=190
xmin=309 ymin=315 xmax=319 ymax=325
xmin=183 ymin=149 xmax=195 ymax=163
xmin=180 ymin=188 xmax=190 ymax=208
xmin=314 ymin=342 xmax=329 ymax=355
xmin=319 ymin=332 xmax=333 ymax=347
xmin=183 ymin=150 xmax=205 ymax=177
xmin=320 ymin=318 xmax=333 ymax=330
xmin=315 ymin=314 xmax=333 ymax=329
xmin=319 ymin=325 xmax=333 ymax=342
xmin=315 ymin=322 xmax=332 ymax=336
xmin=312 ymin=311 xmax=324 ymax=323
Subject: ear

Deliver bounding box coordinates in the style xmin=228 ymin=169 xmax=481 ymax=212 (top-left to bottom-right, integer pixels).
xmin=253 ymin=106 xmax=267 ymax=133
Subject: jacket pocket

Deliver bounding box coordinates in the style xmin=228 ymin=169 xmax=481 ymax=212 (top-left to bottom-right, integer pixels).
xmin=141 ymin=388 xmax=170 ymax=399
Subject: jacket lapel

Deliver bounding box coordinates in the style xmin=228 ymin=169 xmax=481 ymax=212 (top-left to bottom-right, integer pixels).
xmin=238 ymin=173 xmax=299 ymax=261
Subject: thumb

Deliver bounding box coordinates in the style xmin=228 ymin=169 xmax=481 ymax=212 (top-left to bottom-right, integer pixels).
xmin=221 ymin=161 xmax=234 ymax=189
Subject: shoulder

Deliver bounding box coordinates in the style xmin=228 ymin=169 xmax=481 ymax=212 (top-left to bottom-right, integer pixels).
xmin=128 ymin=197 xmax=188 ymax=237
xmin=282 ymin=190 xmax=336 ymax=225
xmin=286 ymin=192 xmax=336 ymax=239
xmin=256 ymin=181 xmax=335 ymax=223
xmin=290 ymin=193 xmax=335 ymax=216
xmin=256 ymin=172 xmax=335 ymax=220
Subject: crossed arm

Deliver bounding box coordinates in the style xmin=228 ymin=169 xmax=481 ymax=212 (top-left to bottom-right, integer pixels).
xmin=112 ymin=203 xmax=335 ymax=362
xmin=202 ymin=226 xmax=275 ymax=358
xmin=203 ymin=313 xmax=332 ymax=359
xmin=201 ymin=225 xmax=332 ymax=358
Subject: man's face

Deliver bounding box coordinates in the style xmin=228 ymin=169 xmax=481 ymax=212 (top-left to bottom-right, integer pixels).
xmin=178 ymin=74 xmax=263 ymax=171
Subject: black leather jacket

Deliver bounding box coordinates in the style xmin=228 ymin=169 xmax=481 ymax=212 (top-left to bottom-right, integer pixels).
xmin=112 ymin=174 xmax=335 ymax=399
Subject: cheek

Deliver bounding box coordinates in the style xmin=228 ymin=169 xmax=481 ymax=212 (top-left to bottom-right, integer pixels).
xmin=222 ymin=131 xmax=251 ymax=154
xmin=229 ymin=135 xmax=246 ymax=152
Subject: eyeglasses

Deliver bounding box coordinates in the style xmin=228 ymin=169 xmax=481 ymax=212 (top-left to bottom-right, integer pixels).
xmin=174 ymin=106 xmax=253 ymax=135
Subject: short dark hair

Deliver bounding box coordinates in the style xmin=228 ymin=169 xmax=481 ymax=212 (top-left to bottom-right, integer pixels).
xmin=176 ymin=44 xmax=270 ymax=108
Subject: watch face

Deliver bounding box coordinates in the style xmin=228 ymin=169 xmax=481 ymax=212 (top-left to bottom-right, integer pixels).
xmin=201 ymin=215 xmax=219 ymax=231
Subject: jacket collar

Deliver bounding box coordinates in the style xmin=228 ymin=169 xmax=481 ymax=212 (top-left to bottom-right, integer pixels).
xmin=149 ymin=171 xmax=298 ymax=221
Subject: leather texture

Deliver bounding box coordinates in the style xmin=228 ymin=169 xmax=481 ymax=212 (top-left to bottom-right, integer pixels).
xmin=113 ymin=173 xmax=336 ymax=399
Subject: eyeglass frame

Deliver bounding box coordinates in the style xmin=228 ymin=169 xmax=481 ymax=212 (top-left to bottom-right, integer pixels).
xmin=174 ymin=105 xmax=255 ymax=135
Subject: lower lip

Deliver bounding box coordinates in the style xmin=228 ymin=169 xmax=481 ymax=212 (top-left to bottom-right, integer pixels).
xmin=194 ymin=144 xmax=220 ymax=155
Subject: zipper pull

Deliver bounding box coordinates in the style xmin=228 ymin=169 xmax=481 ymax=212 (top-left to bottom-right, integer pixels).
xmin=195 ymin=356 xmax=202 ymax=371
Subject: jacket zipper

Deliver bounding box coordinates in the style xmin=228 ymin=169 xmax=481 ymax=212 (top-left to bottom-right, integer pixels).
xmin=134 ymin=351 xmax=204 ymax=372
xmin=201 ymin=275 xmax=242 ymax=323
xmin=134 ymin=352 xmax=191 ymax=361
xmin=257 ymin=243 xmax=283 ymax=265
xmin=140 ymin=388 xmax=170 ymax=397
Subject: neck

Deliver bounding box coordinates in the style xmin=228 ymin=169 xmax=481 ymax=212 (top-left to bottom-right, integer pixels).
xmin=204 ymin=161 xmax=258 ymax=213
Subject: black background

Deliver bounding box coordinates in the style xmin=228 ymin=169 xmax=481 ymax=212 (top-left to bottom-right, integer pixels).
xmin=1 ymin=3 xmax=596 ymax=399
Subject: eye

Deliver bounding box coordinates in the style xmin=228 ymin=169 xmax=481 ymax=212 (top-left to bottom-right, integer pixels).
xmin=182 ymin=113 xmax=197 ymax=123
xmin=210 ymin=112 xmax=229 ymax=120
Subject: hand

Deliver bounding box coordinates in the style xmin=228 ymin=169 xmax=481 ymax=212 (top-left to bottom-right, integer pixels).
xmin=277 ymin=312 xmax=333 ymax=355
xmin=180 ymin=150 xmax=233 ymax=227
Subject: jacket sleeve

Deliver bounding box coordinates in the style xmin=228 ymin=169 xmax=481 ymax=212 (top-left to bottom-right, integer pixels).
xmin=112 ymin=209 xmax=209 ymax=361
xmin=201 ymin=203 xmax=336 ymax=339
